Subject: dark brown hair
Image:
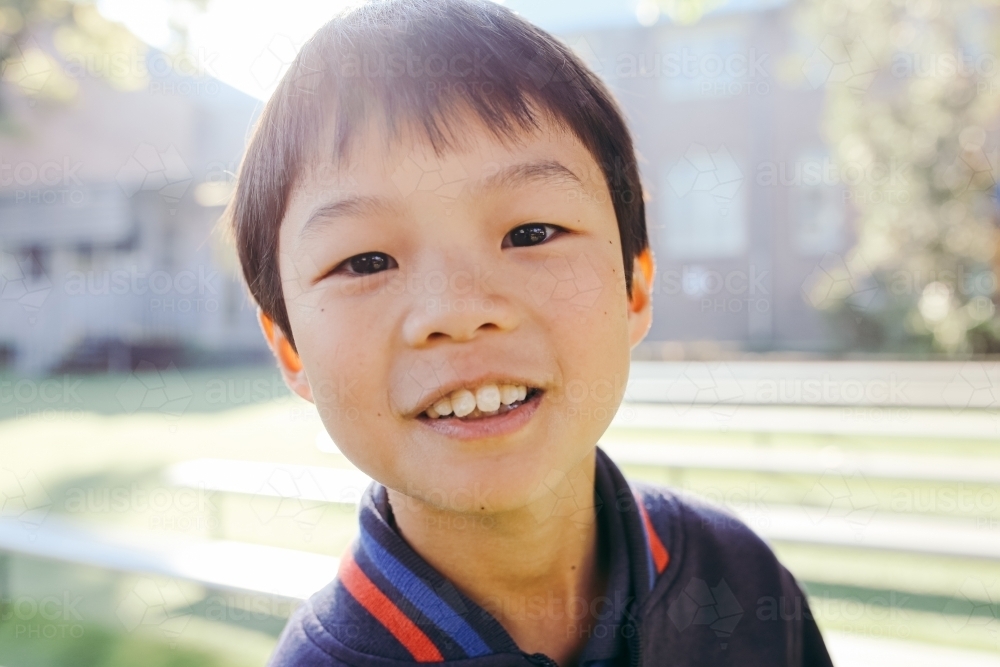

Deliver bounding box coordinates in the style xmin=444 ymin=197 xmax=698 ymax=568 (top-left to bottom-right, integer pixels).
xmin=228 ymin=0 xmax=648 ymax=347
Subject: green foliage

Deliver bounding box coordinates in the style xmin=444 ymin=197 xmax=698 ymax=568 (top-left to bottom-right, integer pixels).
xmin=0 ymin=0 xmax=207 ymax=117
xmin=653 ymin=0 xmax=727 ymax=24
xmin=796 ymin=0 xmax=1000 ymax=355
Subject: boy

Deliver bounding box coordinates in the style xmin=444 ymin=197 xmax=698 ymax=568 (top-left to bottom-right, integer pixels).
xmin=228 ymin=1 xmax=834 ymax=665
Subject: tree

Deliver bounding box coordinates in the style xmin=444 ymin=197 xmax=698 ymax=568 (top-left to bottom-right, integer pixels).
xmin=795 ymin=0 xmax=1000 ymax=356
xmin=0 ymin=0 xmax=207 ymax=124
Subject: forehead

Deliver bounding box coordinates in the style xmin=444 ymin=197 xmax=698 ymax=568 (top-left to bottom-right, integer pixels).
xmin=283 ymin=108 xmax=607 ymax=222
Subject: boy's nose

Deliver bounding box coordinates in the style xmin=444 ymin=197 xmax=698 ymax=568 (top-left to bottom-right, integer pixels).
xmin=400 ymin=263 xmax=520 ymax=347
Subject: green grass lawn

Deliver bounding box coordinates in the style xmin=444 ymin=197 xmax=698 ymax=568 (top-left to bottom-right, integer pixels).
xmin=1 ymin=365 xmax=998 ymax=665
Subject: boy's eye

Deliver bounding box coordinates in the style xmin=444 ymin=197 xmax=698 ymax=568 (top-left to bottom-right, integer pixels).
xmin=503 ymin=223 xmax=562 ymax=248
xmin=332 ymin=252 xmax=398 ymax=277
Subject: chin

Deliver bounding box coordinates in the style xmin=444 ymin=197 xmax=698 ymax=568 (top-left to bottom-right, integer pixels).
xmin=401 ymin=443 xmax=583 ymax=515
xmin=375 ymin=464 xmax=499 ymax=514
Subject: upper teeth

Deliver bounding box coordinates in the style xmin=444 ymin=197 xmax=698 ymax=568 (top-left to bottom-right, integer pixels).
xmin=424 ymin=383 xmax=528 ymax=418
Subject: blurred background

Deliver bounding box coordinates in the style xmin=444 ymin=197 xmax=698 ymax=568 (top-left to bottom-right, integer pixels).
xmin=0 ymin=0 xmax=999 ymax=664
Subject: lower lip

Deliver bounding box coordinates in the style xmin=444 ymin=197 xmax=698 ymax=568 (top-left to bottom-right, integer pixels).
xmin=416 ymin=390 xmax=543 ymax=440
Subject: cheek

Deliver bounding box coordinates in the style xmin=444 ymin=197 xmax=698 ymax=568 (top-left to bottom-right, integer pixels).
xmin=539 ymin=244 xmax=629 ymax=338
xmin=290 ymin=301 xmax=376 ymax=410
xmin=295 ymin=308 xmax=398 ymax=474
xmin=539 ymin=246 xmax=631 ymax=382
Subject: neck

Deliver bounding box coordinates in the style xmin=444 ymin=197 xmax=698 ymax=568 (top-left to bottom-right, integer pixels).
xmin=387 ymin=448 xmax=607 ymax=666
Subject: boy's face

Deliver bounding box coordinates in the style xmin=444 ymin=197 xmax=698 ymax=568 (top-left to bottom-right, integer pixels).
xmin=269 ymin=110 xmax=653 ymax=515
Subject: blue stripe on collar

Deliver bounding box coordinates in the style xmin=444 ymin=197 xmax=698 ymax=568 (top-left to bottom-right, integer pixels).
xmin=358 ymin=524 xmax=493 ymax=658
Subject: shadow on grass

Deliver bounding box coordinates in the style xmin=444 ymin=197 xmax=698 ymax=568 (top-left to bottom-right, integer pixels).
xmin=802 ymin=580 xmax=999 ymax=623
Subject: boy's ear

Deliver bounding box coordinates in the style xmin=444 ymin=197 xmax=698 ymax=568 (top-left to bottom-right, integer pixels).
xmin=627 ymin=247 xmax=655 ymax=350
xmin=258 ymin=309 xmax=313 ymax=403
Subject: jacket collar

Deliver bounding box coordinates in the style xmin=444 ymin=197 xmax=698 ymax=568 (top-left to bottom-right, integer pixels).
xmin=320 ymin=447 xmax=667 ymax=664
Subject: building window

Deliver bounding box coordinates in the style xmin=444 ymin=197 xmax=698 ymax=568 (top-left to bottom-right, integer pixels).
xmin=659 ymin=145 xmax=747 ymax=260
xmin=788 ymin=149 xmax=845 ymax=256
xmin=659 ymin=26 xmax=752 ymax=102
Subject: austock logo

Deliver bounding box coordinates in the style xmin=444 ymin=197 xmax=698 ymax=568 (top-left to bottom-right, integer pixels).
xmin=942 ymin=362 xmax=1000 ymax=420
xmin=2 ymin=38 xmax=54 ymax=98
xmin=944 ymin=577 xmax=999 ymax=640
xmin=667 ymin=578 xmax=744 ymax=649
xmin=526 ymin=254 xmax=604 ymax=309
xmin=666 ymin=144 xmax=743 ymax=214
xmin=249 ymin=35 xmax=302 ymax=92
xmin=390 ymin=146 xmax=470 ymax=213
xmin=250 ymin=466 xmax=330 ymax=539
xmin=115 ymin=361 xmax=194 ymax=425
xmin=0 ymin=249 xmax=52 ymax=325
xmin=0 ymin=591 xmax=85 ymax=639
xmin=116 ymin=577 xmax=195 ymax=644
xmin=115 ymin=143 xmax=192 ymax=214
xmin=0 ymin=468 xmax=53 ymax=532
xmin=801 ymin=251 xmax=879 ymax=314
xmin=663 ymin=362 xmax=744 ymax=426
xmin=801 ymin=35 xmax=878 ymax=93
xmin=802 ymin=469 xmax=879 ymax=536
xmin=526 ymin=466 xmax=600 ymax=527
xmin=947 ymin=128 xmax=997 ymax=196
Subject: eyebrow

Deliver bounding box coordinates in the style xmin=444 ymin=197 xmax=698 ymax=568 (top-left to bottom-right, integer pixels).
xmin=298 ymin=194 xmax=398 ymax=242
xmin=297 ymin=159 xmax=584 ymax=242
xmin=474 ymin=159 xmax=584 ymax=195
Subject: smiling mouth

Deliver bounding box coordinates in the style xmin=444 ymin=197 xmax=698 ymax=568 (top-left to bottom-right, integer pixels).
xmin=418 ymin=387 xmax=544 ymax=422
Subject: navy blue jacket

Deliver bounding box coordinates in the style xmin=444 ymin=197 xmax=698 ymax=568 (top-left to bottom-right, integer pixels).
xmin=268 ymin=447 xmax=833 ymax=666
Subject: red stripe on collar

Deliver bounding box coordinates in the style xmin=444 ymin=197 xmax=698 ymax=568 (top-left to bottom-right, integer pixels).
xmin=633 ymin=490 xmax=670 ymax=575
xmin=337 ymin=550 xmax=445 ymax=662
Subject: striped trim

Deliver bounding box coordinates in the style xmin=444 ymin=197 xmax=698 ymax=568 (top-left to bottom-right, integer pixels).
xmin=632 ymin=490 xmax=669 ymax=589
xmin=338 ymin=551 xmax=444 ymax=663
xmin=360 ymin=528 xmax=492 ymax=658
